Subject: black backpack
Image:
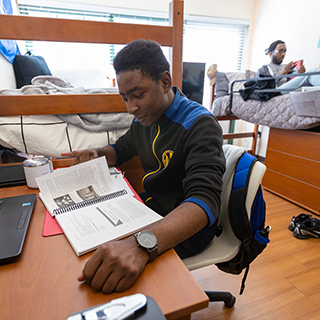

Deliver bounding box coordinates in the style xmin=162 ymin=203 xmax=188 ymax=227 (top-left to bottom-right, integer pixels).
xmin=216 ymin=152 xmax=271 ymax=294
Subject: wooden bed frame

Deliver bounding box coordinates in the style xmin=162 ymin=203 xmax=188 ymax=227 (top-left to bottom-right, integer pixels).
xmin=0 ymin=1 xmax=183 ymax=116
xmin=0 ymin=0 xmax=184 ymax=193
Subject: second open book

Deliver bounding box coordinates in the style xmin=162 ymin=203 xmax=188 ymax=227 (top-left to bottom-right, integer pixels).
xmin=36 ymin=157 xmax=162 ymax=256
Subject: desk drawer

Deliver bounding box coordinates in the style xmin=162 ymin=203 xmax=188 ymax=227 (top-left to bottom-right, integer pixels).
xmin=267 ymin=128 xmax=320 ymax=161
xmin=265 ymin=149 xmax=320 ymax=188
xmin=263 ymin=169 xmax=320 ymax=213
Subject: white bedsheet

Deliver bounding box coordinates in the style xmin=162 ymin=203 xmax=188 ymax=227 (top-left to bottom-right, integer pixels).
xmin=0 ymin=115 xmax=128 ymax=157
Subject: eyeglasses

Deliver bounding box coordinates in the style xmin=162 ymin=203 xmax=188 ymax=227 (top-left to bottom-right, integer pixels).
xmin=274 ymin=49 xmax=287 ymax=54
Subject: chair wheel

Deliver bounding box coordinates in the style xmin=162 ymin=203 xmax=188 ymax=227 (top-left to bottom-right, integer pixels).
xmin=224 ymin=295 xmax=236 ymax=308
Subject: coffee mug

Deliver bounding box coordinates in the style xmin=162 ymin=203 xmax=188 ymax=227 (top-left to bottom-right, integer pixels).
xmin=23 ymin=157 xmax=53 ymax=189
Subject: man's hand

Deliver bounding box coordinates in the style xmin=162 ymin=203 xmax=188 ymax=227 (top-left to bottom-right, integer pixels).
xmin=77 ymin=202 xmax=209 ymax=294
xmin=78 ymin=237 xmax=149 ymax=294
xmin=280 ymin=61 xmax=295 ymax=75
xmin=61 ymin=149 xmax=99 ymax=165
xmin=297 ymin=64 xmax=306 ymax=74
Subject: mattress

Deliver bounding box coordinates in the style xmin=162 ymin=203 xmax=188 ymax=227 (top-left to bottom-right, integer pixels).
xmin=211 ymin=92 xmax=320 ymax=130
xmin=0 ymin=115 xmax=129 ymax=158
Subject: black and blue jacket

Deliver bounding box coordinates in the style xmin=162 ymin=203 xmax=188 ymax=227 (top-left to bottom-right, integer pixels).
xmin=113 ymin=87 xmax=225 ymax=227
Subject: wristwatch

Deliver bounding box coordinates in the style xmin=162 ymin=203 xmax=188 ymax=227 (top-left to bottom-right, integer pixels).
xmin=134 ymin=231 xmax=158 ymax=262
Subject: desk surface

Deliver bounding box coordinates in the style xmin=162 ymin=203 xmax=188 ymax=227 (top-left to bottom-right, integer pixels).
xmin=0 ymin=186 xmax=208 ymax=320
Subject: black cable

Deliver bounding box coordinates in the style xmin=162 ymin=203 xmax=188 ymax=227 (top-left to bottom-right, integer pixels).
xmin=20 ymin=116 xmax=28 ymax=154
xmin=65 ymin=124 xmax=72 ymax=152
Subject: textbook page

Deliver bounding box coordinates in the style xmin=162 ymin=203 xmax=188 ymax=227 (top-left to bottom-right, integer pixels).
xmin=36 ymin=157 xmax=118 ymax=216
xmin=55 ymin=192 xmax=162 ymax=256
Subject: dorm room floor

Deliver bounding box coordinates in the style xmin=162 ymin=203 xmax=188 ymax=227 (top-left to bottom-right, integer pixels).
xmin=191 ymin=190 xmax=320 ymax=320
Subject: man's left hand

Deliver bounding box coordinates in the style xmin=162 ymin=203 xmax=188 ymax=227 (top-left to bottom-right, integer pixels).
xmin=78 ymin=237 xmax=149 ymax=294
xmin=297 ymin=65 xmax=306 ymax=74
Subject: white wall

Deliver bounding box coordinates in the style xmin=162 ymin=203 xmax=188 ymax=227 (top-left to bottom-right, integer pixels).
xmin=251 ymin=0 xmax=320 ymax=71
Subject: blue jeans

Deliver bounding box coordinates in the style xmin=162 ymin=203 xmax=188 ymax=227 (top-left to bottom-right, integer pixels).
xmin=279 ymin=68 xmax=320 ymax=93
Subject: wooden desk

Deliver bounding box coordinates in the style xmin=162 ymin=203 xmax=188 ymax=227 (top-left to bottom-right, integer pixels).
xmin=0 ymin=186 xmax=208 ymax=320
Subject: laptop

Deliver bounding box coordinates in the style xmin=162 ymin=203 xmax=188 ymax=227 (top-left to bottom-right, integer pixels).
xmin=0 ymin=193 xmax=37 ymax=264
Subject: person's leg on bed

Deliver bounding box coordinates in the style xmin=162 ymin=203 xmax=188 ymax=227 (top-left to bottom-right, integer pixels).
xmin=279 ymin=67 xmax=320 ymax=93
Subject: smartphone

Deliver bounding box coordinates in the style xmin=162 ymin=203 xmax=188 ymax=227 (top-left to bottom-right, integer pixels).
xmin=294 ymin=59 xmax=303 ymax=71
xmin=288 ymin=59 xmax=303 ymax=80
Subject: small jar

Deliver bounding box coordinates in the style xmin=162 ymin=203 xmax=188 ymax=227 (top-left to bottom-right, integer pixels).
xmin=23 ymin=157 xmax=53 ymax=188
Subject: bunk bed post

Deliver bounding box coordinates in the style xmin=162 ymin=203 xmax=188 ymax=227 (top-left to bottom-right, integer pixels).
xmin=250 ymin=124 xmax=259 ymax=156
xmin=210 ymin=82 xmax=258 ymax=156
xmin=169 ymin=0 xmax=184 ymax=89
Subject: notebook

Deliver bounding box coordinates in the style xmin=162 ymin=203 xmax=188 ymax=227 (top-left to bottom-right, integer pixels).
xmin=0 ymin=193 xmax=37 ymax=264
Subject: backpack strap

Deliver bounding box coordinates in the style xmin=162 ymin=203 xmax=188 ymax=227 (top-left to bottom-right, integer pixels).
xmin=228 ymin=152 xmax=257 ymax=242
xmin=229 ymin=152 xmax=258 ymax=295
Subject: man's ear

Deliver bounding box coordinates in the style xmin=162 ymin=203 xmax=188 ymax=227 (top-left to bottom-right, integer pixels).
xmin=160 ymin=71 xmax=172 ymax=93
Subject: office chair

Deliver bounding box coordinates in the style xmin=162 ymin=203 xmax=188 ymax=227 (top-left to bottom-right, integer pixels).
xmin=183 ymin=144 xmax=267 ymax=308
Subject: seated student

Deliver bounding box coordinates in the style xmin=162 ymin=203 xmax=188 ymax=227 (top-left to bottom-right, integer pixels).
xmin=258 ymin=40 xmax=320 ymax=91
xmin=61 ymin=39 xmax=226 ymax=294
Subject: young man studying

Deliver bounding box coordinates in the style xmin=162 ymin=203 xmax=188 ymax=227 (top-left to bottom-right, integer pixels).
xmin=61 ymin=39 xmax=225 ymax=294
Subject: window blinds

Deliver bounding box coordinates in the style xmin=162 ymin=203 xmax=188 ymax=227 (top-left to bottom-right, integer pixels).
xmin=183 ymin=18 xmax=247 ymax=108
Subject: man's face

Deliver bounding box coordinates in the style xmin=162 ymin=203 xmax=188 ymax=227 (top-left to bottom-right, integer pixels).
xmin=117 ymin=70 xmax=170 ymax=127
xmin=271 ymin=43 xmax=287 ymax=65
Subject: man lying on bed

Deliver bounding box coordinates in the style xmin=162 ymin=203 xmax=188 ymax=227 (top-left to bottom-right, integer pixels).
xmin=258 ymin=40 xmax=320 ymax=92
xmin=61 ymin=39 xmax=226 ymax=294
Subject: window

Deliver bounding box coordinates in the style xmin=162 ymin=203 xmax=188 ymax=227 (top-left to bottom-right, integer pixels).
xmin=183 ymin=17 xmax=247 ymax=109
xmin=18 ymin=1 xmax=248 ymax=108
xmin=18 ymin=2 xmax=169 ymax=87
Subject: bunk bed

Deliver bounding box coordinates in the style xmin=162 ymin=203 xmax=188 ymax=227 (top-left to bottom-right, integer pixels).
xmin=0 ymin=0 xmax=184 ymax=192
xmin=209 ymin=68 xmax=320 ymax=130
xmin=208 ymin=66 xmax=320 ymax=214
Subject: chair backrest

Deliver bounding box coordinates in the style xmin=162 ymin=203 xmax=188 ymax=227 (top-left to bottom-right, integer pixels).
xmin=183 ymin=144 xmax=266 ymax=271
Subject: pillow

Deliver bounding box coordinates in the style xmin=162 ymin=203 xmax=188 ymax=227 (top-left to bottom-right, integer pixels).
xmin=215 ymin=71 xmax=229 ymax=98
xmin=225 ymin=72 xmax=246 ymax=92
xmin=214 ymin=70 xmax=248 ymax=97
xmin=13 ymin=54 xmax=52 ymax=89
xmin=246 ymin=69 xmax=257 ymax=79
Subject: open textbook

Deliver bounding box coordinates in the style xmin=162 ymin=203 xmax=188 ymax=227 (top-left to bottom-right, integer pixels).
xmin=36 ymin=157 xmax=162 ymax=256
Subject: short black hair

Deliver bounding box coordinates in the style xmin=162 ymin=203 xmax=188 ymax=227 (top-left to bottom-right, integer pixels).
xmin=265 ymin=40 xmax=285 ymax=55
xmin=113 ymin=39 xmax=170 ymax=82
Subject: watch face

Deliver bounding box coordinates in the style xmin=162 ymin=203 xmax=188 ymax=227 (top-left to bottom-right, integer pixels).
xmin=137 ymin=231 xmax=157 ymax=249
